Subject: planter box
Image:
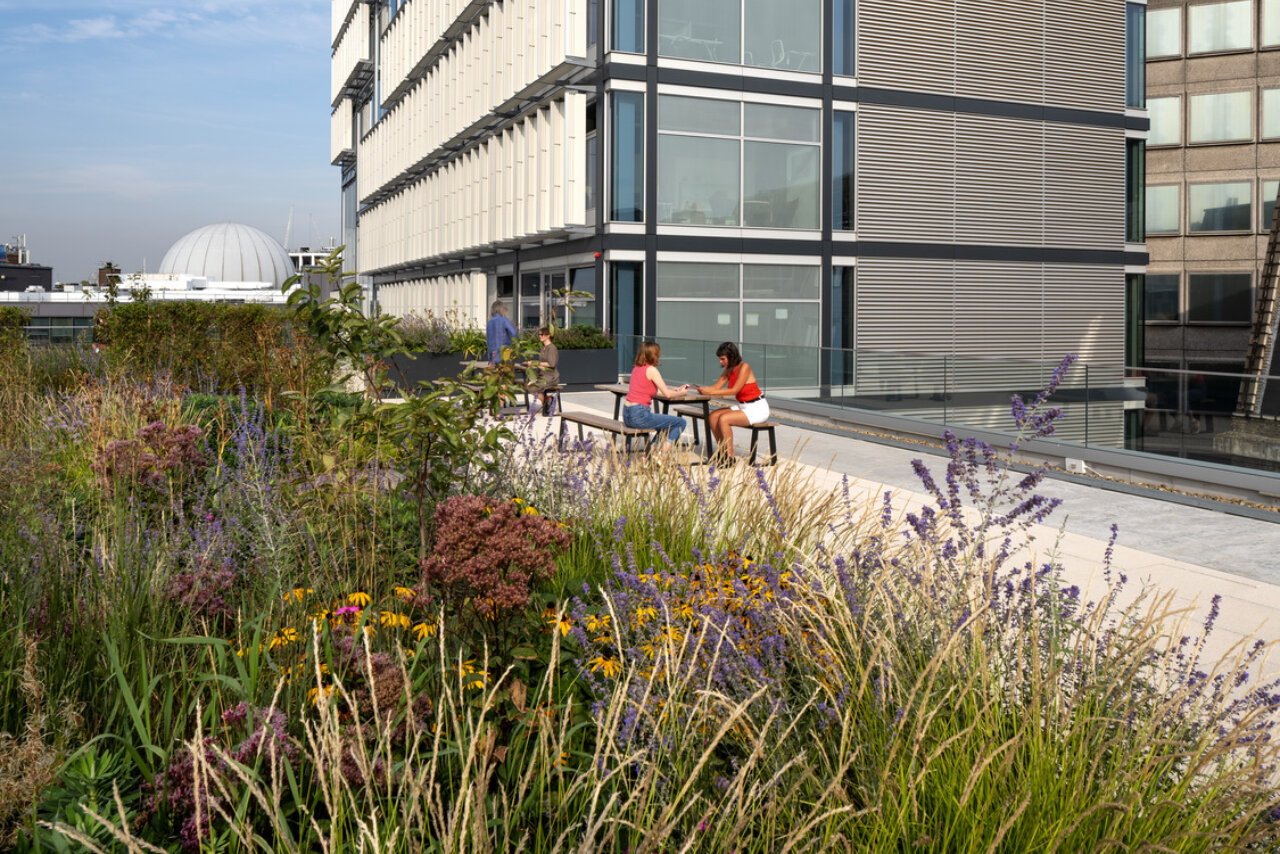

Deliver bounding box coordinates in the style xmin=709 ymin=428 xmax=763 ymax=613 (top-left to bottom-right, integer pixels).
xmin=389 ymin=348 xmax=619 ymax=392
xmin=556 ymin=348 xmax=619 ymax=387
xmin=389 ymin=352 xmax=470 ymax=390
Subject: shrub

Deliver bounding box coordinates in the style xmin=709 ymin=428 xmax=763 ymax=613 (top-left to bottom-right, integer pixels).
xmin=93 ymin=302 xmax=329 ymax=402
xmin=550 ymin=323 xmax=615 ymax=350
xmin=396 ymin=310 xmax=486 ymax=357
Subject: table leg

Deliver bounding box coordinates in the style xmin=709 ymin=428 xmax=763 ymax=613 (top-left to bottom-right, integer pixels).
xmin=613 ymin=393 xmax=622 ymax=420
xmin=701 ymin=401 xmax=715 ymax=457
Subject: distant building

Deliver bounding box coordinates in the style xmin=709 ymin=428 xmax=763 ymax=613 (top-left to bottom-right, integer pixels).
xmin=1142 ymin=0 xmax=1273 ymax=379
xmin=0 ymin=234 xmax=51 ymax=293
xmin=0 ymin=223 xmax=294 ymax=342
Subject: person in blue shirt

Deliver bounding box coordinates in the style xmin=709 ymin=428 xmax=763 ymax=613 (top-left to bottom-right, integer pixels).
xmin=485 ymin=300 xmax=518 ymax=365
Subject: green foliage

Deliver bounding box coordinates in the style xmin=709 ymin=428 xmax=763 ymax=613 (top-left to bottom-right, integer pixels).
xmin=93 ymin=301 xmax=328 ymax=403
xmin=17 ymin=746 xmax=141 ymax=854
xmin=547 ymin=323 xmax=614 ymax=350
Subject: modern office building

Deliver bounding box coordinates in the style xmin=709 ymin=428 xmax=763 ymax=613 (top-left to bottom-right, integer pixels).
xmin=331 ymin=0 xmax=1148 ymax=442
xmin=1144 ymin=0 xmax=1280 ymax=409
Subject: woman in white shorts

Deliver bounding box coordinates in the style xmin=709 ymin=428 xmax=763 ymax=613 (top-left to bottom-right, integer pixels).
xmin=696 ymin=342 xmax=769 ymax=465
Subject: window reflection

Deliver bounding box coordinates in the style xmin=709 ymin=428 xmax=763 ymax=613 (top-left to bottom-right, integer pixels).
xmin=1189 ymin=182 xmax=1251 ymax=232
xmin=1188 ymin=0 xmax=1251 ymax=54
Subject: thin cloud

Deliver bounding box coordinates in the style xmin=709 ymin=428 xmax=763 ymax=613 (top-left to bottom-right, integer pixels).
xmin=16 ymin=163 xmax=192 ymax=199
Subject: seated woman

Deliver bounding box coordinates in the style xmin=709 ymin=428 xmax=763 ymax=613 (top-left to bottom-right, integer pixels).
xmin=525 ymin=326 xmax=560 ymax=416
xmin=696 ymin=342 xmax=767 ymax=465
xmin=623 ymin=340 xmax=689 ymax=446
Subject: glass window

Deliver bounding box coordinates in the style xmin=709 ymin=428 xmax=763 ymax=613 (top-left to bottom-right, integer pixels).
xmin=1144 ymin=274 xmax=1180 ymax=321
xmin=1146 ymin=185 xmax=1180 ymax=233
xmin=1265 ymin=0 xmax=1280 ymax=46
xmin=612 ymin=0 xmax=644 ymax=52
xmin=1189 ymin=182 xmax=1252 ymax=231
xmin=655 ymin=261 xmax=739 ymax=299
xmin=657 ymin=135 xmax=741 ymax=224
xmin=610 ymin=91 xmax=644 ymax=222
xmin=655 ymin=94 xmax=821 ymax=230
xmin=833 ymin=112 xmax=855 ymax=231
xmin=1263 ymin=89 xmax=1280 ymax=138
xmin=655 ymin=300 xmax=740 ymax=340
xmin=658 ymin=0 xmax=739 ymax=63
xmin=831 ymin=266 xmax=855 ymax=385
xmin=1127 ymin=138 xmax=1145 ymax=243
xmin=1148 ymin=97 xmax=1181 ymax=146
xmin=744 ymin=142 xmax=820 ymax=228
xmin=659 ymin=96 xmax=740 ymax=135
xmin=1147 ymin=7 xmax=1182 ymax=57
xmin=1188 ymin=91 xmax=1251 ymax=143
xmin=1188 ymin=1 xmax=1252 ymax=54
xmin=1127 ymin=4 xmax=1146 ymax=108
xmin=610 ymin=261 xmax=643 ymax=365
xmin=1188 ymin=273 xmax=1253 ymax=322
xmin=569 ymin=265 xmax=598 ymax=327
xmin=1263 ymin=179 xmax=1279 ymax=230
xmin=745 ymin=103 xmax=820 ymax=142
xmin=743 ymin=264 xmax=820 ymax=299
xmin=744 ymin=0 xmax=821 ymax=71
xmin=834 ymin=0 xmax=855 ymax=76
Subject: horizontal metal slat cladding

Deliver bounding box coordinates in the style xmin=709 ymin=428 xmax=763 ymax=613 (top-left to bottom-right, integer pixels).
xmin=1045 ymin=123 xmax=1125 ymax=250
xmin=956 ymin=2 xmax=1045 ymax=104
xmin=856 ymin=0 xmax=957 ymax=94
xmin=955 ymin=113 xmax=1045 ymax=247
xmin=857 ymin=104 xmax=956 ymax=243
xmin=1044 ymin=0 xmax=1124 ymax=113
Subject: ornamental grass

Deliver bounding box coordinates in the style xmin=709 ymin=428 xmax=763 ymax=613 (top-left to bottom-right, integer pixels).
xmin=0 ymin=342 xmax=1276 ymax=852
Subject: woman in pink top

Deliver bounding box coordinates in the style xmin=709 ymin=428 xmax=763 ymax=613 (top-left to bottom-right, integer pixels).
xmin=622 ymin=340 xmax=690 ymax=445
xmin=697 ymin=341 xmax=768 ymax=465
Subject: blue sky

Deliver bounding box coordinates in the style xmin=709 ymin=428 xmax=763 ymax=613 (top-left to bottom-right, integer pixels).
xmin=0 ymin=1 xmax=340 ymax=283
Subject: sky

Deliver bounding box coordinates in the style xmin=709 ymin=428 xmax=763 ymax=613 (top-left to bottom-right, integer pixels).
xmin=0 ymin=1 xmax=340 ymax=284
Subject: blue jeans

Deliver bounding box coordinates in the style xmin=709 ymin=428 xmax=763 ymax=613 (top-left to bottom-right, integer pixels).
xmin=623 ymin=404 xmax=685 ymax=443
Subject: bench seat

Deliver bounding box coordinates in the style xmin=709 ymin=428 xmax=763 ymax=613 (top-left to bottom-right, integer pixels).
xmin=559 ymin=411 xmax=656 ymax=452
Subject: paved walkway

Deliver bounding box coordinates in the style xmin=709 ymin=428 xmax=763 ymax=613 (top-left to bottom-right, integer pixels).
xmin=555 ymin=389 xmax=1280 ymax=672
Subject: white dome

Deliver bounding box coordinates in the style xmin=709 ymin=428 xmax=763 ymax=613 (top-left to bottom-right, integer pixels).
xmin=158 ymin=223 xmax=296 ymax=288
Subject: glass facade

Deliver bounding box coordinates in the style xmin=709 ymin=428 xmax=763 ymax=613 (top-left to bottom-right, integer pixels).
xmin=610 ymin=261 xmax=644 ymax=369
xmin=834 ymin=0 xmax=855 ymax=76
xmin=1126 ymin=138 xmax=1145 ymax=243
xmin=610 ymin=91 xmax=644 ymax=222
xmin=657 ymin=0 xmax=821 ymax=71
xmin=654 ymin=261 xmax=821 ymax=387
xmin=1147 ymin=7 xmax=1182 ymax=57
xmin=1188 ymin=91 xmax=1251 ymax=143
xmin=1127 ymin=3 xmax=1145 ymax=108
xmin=613 ymin=0 xmax=644 ymax=52
xmin=1188 ymin=0 xmax=1251 ymax=54
xmin=656 ymin=96 xmax=820 ymax=229
xmin=833 ymin=112 xmax=855 ymax=231
xmin=1147 ymin=97 xmax=1181 ymax=146
xmin=1189 ymin=182 xmax=1252 ymax=232
xmin=1188 ymin=273 xmax=1253 ymax=322
xmin=1146 ymin=185 xmax=1180 ymax=233
xmin=1264 ymin=180 xmax=1279 ymax=230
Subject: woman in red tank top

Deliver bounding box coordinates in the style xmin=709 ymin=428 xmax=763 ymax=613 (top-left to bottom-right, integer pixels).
xmin=696 ymin=341 xmax=769 ymax=465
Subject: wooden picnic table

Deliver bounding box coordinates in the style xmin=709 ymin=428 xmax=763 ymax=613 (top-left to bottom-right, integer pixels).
xmin=594 ymin=383 xmax=716 ymax=454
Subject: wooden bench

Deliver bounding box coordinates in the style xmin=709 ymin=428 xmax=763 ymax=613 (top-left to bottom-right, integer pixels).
xmin=559 ymin=411 xmax=656 ymax=452
xmin=673 ymin=404 xmax=776 ymax=464
xmin=742 ymin=421 xmax=778 ymax=465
